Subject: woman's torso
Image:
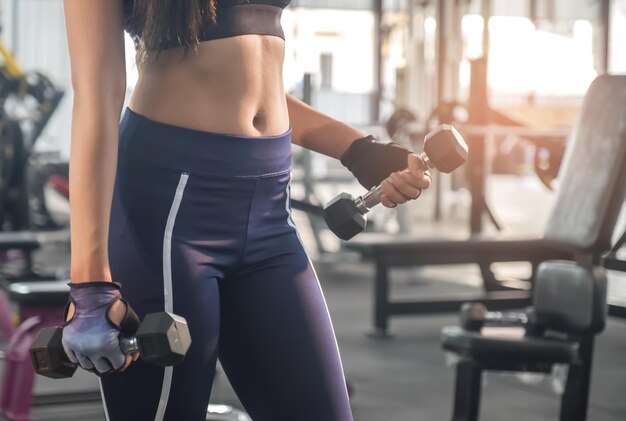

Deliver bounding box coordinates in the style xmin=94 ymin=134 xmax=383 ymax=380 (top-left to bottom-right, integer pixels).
xmin=126 ymin=0 xmax=291 ymax=137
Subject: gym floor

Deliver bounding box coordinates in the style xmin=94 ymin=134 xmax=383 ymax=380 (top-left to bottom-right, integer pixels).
xmin=20 ymin=259 xmax=626 ymax=421
xmin=13 ymin=175 xmax=626 ymax=420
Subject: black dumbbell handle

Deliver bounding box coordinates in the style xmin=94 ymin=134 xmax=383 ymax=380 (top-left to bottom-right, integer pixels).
xmin=352 ymin=151 xmax=432 ymax=215
xmin=484 ymin=311 xmax=529 ymax=327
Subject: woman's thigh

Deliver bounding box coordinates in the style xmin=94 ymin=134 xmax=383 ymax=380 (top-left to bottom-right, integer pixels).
xmin=103 ymin=165 xmax=222 ymax=421
xmin=218 ymin=234 xmax=353 ymax=421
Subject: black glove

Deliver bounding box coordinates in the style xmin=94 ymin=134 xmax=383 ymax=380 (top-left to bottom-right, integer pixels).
xmin=340 ymin=135 xmax=412 ymax=190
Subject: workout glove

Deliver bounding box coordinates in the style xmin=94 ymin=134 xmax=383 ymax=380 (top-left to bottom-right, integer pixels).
xmin=61 ymin=281 xmax=140 ymax=374
xmin=341 ymin=135 xmax=412 ymax=190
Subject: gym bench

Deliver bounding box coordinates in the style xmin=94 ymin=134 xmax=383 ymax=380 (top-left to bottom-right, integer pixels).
xmin=441 ymin=260 xmax=607 ymax=421
xmin=346 ymin=74 xmax=626 ymax=337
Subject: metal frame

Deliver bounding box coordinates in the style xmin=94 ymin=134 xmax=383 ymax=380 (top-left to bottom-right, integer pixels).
xmin=449 ymin=337 xmax=596 ymax=421
xmin=346 ymin=235 xmax=572 ymax=336
xmin=603 ymin=227 xmax=626 ymax=319
xmin=368 ymin=259 xmax=538 ymax=337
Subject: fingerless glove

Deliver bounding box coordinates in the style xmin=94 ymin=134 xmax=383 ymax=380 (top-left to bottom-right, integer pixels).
xmin=340 ymin=135 xmax=412 ymax=189
xmin=61 ymin=282 xmax=140 ymax=374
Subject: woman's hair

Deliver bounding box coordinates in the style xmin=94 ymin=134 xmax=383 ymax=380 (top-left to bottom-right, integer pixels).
xmin=133 ymin=0 xmax=217 ymax=60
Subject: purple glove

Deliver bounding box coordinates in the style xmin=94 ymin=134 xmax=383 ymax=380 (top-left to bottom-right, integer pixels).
xmin=61 ymin=282 xmax=140 ymax=374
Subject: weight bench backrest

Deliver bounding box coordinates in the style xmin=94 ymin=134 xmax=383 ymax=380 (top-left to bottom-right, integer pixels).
xmin=544 ymin=75 xmax=626 ymax=254
xmin=533 ymin=261 xmax=607 ymax=335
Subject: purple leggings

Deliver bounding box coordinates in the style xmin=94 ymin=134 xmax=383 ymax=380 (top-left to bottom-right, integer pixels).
xmin=100 ymin=108 xmax=353 ymax=421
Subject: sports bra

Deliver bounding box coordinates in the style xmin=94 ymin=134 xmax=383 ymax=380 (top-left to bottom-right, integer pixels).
xmin=124 ymin=0 xmax=291 ymax=50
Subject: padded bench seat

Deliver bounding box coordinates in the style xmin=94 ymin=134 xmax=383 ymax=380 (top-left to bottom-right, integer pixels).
xmin=5 ymin=280 xmax=69 ymax=307
xmin=0 ymin=232 xmax=41 ymax=251
xmin=442 ymin=326 xmax=578 ymax=364
xmin=345 ymin=233 xmax=570 ymax=266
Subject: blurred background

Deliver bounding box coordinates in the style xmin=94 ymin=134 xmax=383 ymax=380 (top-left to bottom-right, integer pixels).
xmin=0 ymin=0 xmax=624 ymax=420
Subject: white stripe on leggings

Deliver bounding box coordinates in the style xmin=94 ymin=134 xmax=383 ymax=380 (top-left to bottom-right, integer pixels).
xmin=99 ymin=378 xmax=111 ymax=421
xmin=154 ymin=172 xmax=189 ymax=421
xmin=284 ymin=173 xmax=297 ymax=229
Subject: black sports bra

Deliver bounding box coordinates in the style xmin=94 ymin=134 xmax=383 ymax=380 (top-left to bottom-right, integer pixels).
xmin=124 ymin=0 xmax=291 ymax=50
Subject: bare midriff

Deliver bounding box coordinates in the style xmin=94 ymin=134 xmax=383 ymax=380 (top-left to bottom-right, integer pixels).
xmin=129 ymin=34 xmax=290 ymax=137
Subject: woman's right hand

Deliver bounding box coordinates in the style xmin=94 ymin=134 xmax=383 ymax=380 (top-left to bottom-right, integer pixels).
xmin=62 ymin=282 xmax=141 ymax=375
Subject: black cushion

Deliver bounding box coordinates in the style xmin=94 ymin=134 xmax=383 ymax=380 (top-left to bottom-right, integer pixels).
xmin=534 ymin=261 xmax=608 ymax=335
xmin=6 ymin=281 xmax=69 ymax=306
xmin=441 ymin=326 xmax=578 ymax=364
xmin=345 ymin=233 xmax=570 ymax=265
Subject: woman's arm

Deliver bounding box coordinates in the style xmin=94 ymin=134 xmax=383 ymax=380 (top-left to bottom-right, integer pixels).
xmin=64 ymin=0 xmax=127 ymax=282
xmin=287 ymin=94 xmax=367 ymax=159
xmin=286 ymin=94 xmax=431 ymax=207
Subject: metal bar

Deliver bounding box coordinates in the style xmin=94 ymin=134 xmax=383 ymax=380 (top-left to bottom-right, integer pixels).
xmin=385 ymin=291 xmax=532 ymax=315
xmin=481 ymin=0 xmax=491 ymax=59
xmin=300 ymin=74 xmax=327 ymax=254
xmin=11 ymin=0 xmax=19 ymax=56
xmin=452 ymin=359 xmax=482 ymax=421
xmin=457 ymin=124 xmax=570 ymax=138
xmin=559 ymin=337 xmax=594 ymax=421
xmin=373 ymin=260 xmax=390 ymax=336
xmin=372 ymin=0 xmax=383 ymax=123
xmin=467 ymin=58 xmax=489 ymax=234
xmin=608 ymin=228 xmax=626 ymax=255
xmin=603 ymin=256 xmax=626 ymax=272
xmin=289 ymin=198 xmax=325 ymax=217
xmin=434 ymin=0 xmax=447 ymax=221
xmin=600 ymin=0 xmax=611 ymax=74
xmin=32 ymin=391 xmax=102 ymax=407
xmin=529 ymin=0 xmax=538 ymax=23
xmin=609 ymin=304 xmax=626 ymax=319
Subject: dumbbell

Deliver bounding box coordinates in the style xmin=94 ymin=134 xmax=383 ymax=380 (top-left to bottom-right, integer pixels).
xmin=324 ymin=125 xmax=468 ymax=240
xmin=30 ymin=312 xmax=191 ymax=379
xmin=460 ymin=303 xmax=535 ymax=332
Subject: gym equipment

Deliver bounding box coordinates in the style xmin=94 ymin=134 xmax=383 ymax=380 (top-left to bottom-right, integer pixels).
xmin=385 ymin=108 xmax=419 ymax=144
xmin=30 ymin=312 xmax=192 ymax=379
xmin=456 ymin=125 xmax=569 ymax=191
xmin=0 ymin=35 xmax=65 ymax=231
xmin=323 ymin=125 xmax=468 ymax=241
xmin=459 ymin=302 xmax=535 ymax=333
xmin=533 ymin=137 xmax=567 ymax=190
xmin=602 ymin=227 xmax=626 ymax=319
xmin=442 ymin=260 xmax=608 ymax=421
xmin=0 ymin=281 xmax=69 ymax=420
xmin=344 ymin=75 xmax=626 ymax=337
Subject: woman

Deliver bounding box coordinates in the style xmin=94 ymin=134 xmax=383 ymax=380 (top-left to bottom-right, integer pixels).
xmin=61 ymin=1 xmax=431 ymax=420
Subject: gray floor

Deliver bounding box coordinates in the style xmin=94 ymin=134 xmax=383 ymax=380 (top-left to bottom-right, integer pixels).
xmin=23 ymin=257 xmax=626 ymax=421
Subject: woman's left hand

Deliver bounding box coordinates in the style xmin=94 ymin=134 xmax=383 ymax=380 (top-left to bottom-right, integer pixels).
xmin=380 ymin=154 xmax=432 ymax=208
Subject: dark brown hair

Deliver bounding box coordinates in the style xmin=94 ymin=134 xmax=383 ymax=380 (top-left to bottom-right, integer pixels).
xmin=133 ymin=0 xmax=217 ymax=59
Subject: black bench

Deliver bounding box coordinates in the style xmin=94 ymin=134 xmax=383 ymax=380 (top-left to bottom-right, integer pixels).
xmin=441 ymin=260 xmax=607 ymax=421
xmin=346 ymin=74 xmax=626 ymax=336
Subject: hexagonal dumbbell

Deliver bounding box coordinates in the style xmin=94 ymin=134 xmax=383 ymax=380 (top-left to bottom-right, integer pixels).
xmin=30 ymin=312 xmax=191 ymax=379
xmin=324 ymin=124 xmax=468 ymax=240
